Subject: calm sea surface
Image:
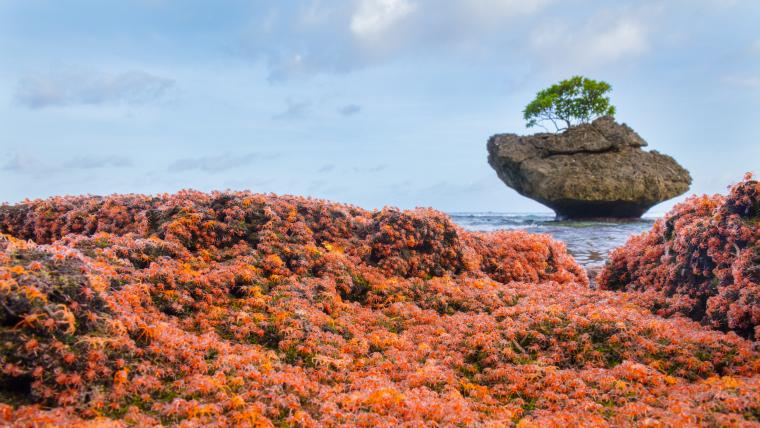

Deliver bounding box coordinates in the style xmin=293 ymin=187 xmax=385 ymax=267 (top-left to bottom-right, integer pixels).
xmin=449 ymin=213 xmax=658 ymax=270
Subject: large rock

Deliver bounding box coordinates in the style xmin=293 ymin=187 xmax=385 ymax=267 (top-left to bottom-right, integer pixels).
xmin=487 ymin=116 xmax=691 ymax=219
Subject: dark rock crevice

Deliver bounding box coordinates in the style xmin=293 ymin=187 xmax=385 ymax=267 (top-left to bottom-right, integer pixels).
xmin=541 ymin=145 xmax=622 ymax=158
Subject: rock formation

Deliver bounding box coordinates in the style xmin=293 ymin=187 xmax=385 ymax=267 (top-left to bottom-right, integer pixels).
xmin=1 ymin=192 xmax=759 ymax=426
xmin=487 ymin=116 xmax=692 ymax=219
xmin=599 ymin=175 xmax=760 ymax=339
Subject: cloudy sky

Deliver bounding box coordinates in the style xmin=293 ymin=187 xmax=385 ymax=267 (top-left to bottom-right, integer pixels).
xmin=1 ymin=0 xmax=758 ymax=213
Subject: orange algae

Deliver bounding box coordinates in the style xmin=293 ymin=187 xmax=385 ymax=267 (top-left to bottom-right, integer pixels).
xmin=600 ymin=175 xmax=760 ymax=340
xmin=0 ymin=191 xmax=757 ymax=426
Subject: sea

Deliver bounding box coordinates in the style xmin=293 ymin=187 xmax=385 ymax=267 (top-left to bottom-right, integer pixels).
xmin=449 ymin=213 xmax=658 ymax=272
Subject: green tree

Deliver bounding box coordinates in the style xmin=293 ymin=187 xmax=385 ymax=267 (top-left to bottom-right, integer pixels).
xmin=523 ymin=76 xmax=616 ymax=132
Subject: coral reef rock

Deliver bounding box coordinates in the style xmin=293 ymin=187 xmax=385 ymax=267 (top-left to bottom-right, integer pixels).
xmin=487 ymin=116 xmax=692 ymax=219
xmin=1 ymin=192 xmax=758 ymax=425
xmin=599 ymin=175 xmax=760 ymax=339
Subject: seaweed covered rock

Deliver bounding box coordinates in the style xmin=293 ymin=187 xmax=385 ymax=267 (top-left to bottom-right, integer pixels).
xmin=0 ymin=236 xmax=130 ymax=409
xmin=487 ymin=116 xmax=692 ymax=219
xmin=0 ymin=192 xmax=586 ymax=286
xmin=599 ymin=174 xmax=760 ymax=339
xmin=0 ymin=191 xmax=758 ymax=426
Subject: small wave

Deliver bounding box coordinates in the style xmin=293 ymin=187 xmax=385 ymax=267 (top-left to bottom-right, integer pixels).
xmin=448 ymin=212 xmax=554 ymax=229
xmin=450 ymin=213 xmax=656 ymax=269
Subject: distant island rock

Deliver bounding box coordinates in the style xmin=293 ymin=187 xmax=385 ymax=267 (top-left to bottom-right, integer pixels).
xmin=487 ymin=116 xmax=692 ymax=219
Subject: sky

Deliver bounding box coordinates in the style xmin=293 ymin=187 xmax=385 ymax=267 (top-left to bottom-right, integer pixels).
xmin=1 ymin=0 xmax=758 ymax=213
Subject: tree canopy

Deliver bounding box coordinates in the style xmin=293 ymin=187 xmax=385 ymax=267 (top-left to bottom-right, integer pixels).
xmin=523 ymin=76 xmax=616 ymax=132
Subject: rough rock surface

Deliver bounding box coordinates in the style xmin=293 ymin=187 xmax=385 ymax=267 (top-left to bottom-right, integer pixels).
xmin=487 ymin=116 xmax=692 ymax=219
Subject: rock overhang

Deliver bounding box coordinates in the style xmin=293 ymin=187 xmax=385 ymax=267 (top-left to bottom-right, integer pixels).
xmin=487 ymin=116 xmax=691 ymax=219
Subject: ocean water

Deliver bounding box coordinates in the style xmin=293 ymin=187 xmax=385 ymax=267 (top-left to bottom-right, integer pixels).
xmin=449 ymin=212 xmax=658 ymax=271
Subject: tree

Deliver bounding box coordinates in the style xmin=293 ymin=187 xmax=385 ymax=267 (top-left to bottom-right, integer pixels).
xmin=523 ymin=76 xmax=616 ymax=132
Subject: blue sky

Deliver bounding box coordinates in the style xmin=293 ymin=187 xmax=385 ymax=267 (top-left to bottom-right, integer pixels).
xmin=1 ymin=0 xmax=758 ymax=213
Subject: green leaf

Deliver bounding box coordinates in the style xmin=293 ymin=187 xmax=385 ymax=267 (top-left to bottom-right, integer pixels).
xmin=523 ymin=76 xmax=616 ymax=132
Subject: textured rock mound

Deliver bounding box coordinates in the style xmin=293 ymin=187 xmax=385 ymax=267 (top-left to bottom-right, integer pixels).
xmin=0 ymin=192 xmax=758 ymax=426
xmin=487 ymin=116 xmax=692 ymax=219
xmin=599 ymin=175 xmax=760 ymax=339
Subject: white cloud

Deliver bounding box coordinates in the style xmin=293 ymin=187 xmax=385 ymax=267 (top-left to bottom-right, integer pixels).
xmin=272 ymin=99 xmax=312 ymax=120
xmin=243 ymin=0 xmax=553 ymax=79
xmin=353 ymin=164 xmax=388 ymax=173
xmin=15 ymin=70 xmax=176 ymax=109
xmin=530 ymin=13 xmax=651 ymax=69
xmin=2 ymin=153 xmax=45 ymax=174
xmin=338 ymin=104 xmax=362 ymax=116
xmin=750 ymin=39 xmax=760 ymax=54
xmin=62 ymin=156 xmax=133 ymax=169
xmin=168 ymin=153 xmax=276 ymax=173
xmin=350 ymin=0 xmax=416 ymax=39
xmin=585 ymin=20 xmax=649 ymax=64
xmin=722 ymin=75 xmax=760 ymax=90
xmin=3 ymin=154 xmax=133 ymax=175
xmin=318 ymin=164 xmax=336 ymax=173
xmin=453 ymin=0 xmax=551 ymax=24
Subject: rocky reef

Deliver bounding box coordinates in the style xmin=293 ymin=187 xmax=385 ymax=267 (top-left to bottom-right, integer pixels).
xmin=487 ymin=116 xmax=692 ymax=219
xmin=0 ymin=192 xmax=758 ymax=426
xmin=600 ymin=174 xmax=760 ymax=339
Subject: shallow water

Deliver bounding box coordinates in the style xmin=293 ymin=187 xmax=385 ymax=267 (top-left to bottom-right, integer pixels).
xmin=449 ymin=212 xmax=657 ymax=270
